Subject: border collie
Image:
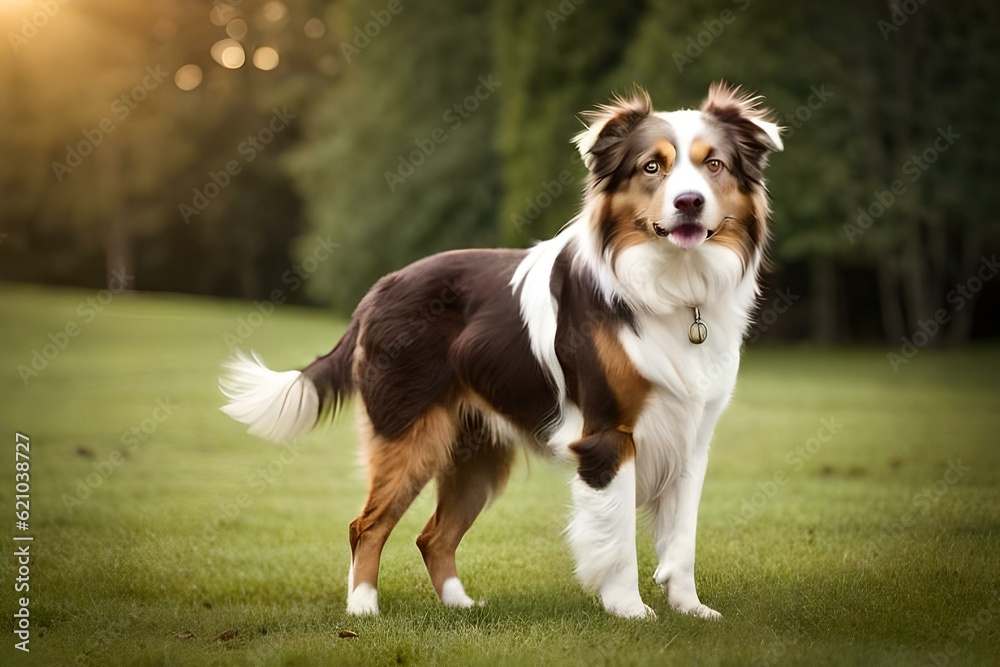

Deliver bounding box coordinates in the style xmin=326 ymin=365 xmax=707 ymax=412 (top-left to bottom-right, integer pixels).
xmin=220 ymin=82 xmax=783 ymax=620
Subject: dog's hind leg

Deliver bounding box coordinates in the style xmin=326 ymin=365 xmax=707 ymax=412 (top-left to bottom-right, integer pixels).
xmin=347 ymin=406 xmax=455 ymax=616
xmin=416 ymin=422 xmax=514 ymax=608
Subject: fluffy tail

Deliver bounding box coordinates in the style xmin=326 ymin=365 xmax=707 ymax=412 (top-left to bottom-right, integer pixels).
xmin=219 ymin=320 xmax=359 ymax=442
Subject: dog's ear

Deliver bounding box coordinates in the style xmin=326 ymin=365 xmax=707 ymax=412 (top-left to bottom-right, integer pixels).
xmin=701 ymin=81 xmax=783 ymax=154
xmin=574 ymin=88 xmax=653 ymax=177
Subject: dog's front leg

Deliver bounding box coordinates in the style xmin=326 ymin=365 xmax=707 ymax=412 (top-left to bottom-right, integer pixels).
xmin=566 ymin=429 xmax=653 ymax=619
xmin=652 ymin=402 xmax=725 ymax=620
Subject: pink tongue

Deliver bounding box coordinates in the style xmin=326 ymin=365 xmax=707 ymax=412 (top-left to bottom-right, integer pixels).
xmin=668 ymin=223 xmax=707 ymax=249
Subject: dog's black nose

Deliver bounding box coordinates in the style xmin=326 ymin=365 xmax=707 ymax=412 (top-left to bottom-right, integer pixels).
xmin=674 ymin=192 xmax=704 ymax=213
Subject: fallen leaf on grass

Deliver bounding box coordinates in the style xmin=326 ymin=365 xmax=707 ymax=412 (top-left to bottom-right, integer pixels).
xmin=215 ymin=629 xmax=239 ymax=642
xmin=338 ymin=630 xmax=359 ymax=638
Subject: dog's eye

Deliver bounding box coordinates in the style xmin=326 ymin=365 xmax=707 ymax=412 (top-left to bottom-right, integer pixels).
xmin=705 ymin=159 xmax=723 ymax=173
xmin=643 ymin=160 xmax=660 ymax=174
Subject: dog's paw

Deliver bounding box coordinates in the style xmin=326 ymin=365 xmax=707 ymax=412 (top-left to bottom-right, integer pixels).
xmin=605 ymin=599 xmax=657 ymax=619
xmin=440 ymin=577 xmax=483 ymax=609
xmin=672 ymin=601 xmax=722 ymax=621
xmin=346 ymin=583 xmax=379 ymax=616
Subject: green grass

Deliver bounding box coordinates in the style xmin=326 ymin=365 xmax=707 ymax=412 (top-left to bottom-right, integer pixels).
xmin=1 ymin=283 xmax=999 ymax=666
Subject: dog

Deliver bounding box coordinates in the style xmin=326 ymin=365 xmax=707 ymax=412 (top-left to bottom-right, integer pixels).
xmin=220 ymin=82 xmax=783 ymax=620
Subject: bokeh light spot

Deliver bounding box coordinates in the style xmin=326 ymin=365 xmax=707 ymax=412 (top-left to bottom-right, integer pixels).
xmin=222 ymin=46 xmax=246 ymax=68
xmin=211 ymin=39 xmax=246 ymax=69
xmin=174 ymin=64 xmax=203 ymax=91
xmin=210 ymin=4 xmax=235 ymax=27
xmin=261 ymin=1 xmax=287 ymax=22
xmin=253 ymin=47 xmax=280 ymax=71
xmin=226 ymin=18 xmax=248 ymax=40
xmin=304 ymin=18 xmax=325 ymax=39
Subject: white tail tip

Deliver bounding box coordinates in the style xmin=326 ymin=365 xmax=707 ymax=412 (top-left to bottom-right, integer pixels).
xmin=219 ymin=350 xmax=319 ymax=443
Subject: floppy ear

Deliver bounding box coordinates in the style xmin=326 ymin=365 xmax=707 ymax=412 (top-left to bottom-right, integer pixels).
xmin=701 ymin=81 xmax=784 ymax=153
xmin=573 ymin=88 xmax=653 ymax=173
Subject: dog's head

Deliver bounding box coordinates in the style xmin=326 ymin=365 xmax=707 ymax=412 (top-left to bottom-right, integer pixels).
xmin=574 ymin=83 xmax=783 ymax=269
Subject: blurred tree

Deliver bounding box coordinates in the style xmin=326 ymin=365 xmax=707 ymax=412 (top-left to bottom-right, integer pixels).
xmin=0 ymin=0 xmax=332 ymax=298
xmin=494 ymin=0 xmax=647 ymax=246
xmin=1 ymin=0 xmax=997 ymax=343
xmin=289 ymin=0 xmax=501 ymax=311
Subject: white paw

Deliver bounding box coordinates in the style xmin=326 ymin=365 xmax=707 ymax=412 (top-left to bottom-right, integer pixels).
xmin=604 ymin=599 xmax=657 ymax=619
xmin=346 ymin=583 xmax=379 ymax=616
xmin=672 ymin=600 xmax=722 ymax=620
xmin=440 ymin=577 xmax=482 ymax=609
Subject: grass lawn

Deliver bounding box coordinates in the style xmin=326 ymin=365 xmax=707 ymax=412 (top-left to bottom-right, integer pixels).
xmin=1 ymin=283 xmax=999 ymax=666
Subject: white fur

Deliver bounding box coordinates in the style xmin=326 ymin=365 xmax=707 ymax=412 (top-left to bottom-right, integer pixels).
xmin=544 ymin=402 xmax=584 ymax=460
xmin=440 ymin=577 xmax=479 ymax=608
xmin=510 ymin=229 xmax=577 ymax=414
xmin=657 ymin=110 xmax=727 ymax=237
xmin=458 ymin=399 xmax=522 ymax=447
xmin=525 ymin=106 xmax=771 ymax=619
xmin=566 ymin=460 xmax=654 ymax=618
xmin=651 ymin=398 xmax=726 ymax=620
xmin=750 ymin=117 xmax=783 ymax=152
xmin=346 ymin=582 xmax=378 ymax=615
xmin=219 ymin=350 xmax=319 ymax=442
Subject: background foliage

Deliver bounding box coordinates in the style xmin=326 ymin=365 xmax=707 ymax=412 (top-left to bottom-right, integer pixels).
xmin=1 ymin=0 xmax=998 ymax=344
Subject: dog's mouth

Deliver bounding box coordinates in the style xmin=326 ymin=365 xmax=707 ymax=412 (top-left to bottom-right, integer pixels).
xmin=652 ymin=222 xmax=713 ymax=249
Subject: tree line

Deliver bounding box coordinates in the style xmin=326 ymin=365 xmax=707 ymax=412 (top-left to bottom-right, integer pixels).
xmin=1 ymin=0 xmax=997 ymax=344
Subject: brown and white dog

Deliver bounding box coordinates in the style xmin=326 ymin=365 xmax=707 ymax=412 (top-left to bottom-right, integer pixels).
xmin=220 ymin=83 xmax=782 ymax=620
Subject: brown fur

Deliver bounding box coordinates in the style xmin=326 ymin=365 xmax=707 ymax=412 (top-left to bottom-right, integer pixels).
xmin=689 ymin=138 xmax=712 ymax=165
xmin=349 ymin=406 xmax=456 ymax=593
xmin=593 ymin=325 xmax=650 ymax=429
xmin=592 ymin=115 xmax=676 ymax=258
xmin=416 ymin=421 xmax=514 ymax=597
xmin=699 ymin=83 xmax=779 ymax=270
